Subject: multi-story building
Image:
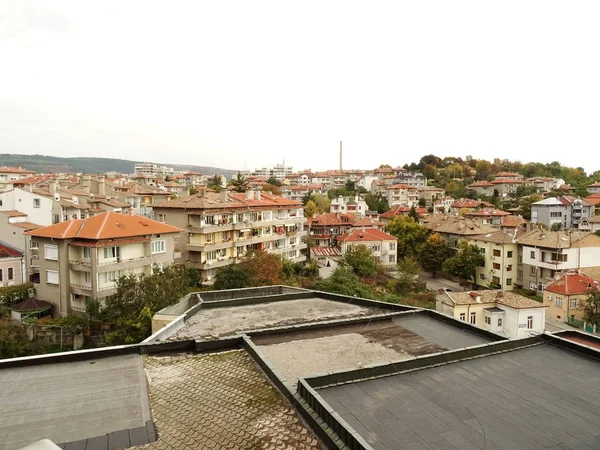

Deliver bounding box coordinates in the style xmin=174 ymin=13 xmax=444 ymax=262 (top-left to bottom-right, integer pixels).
xmin=436 ymin=290 xmax=546 ymax=339
xmin=24 ymin=211 xmax=181 ymax=316
xmin=531 ymin=196 xmax=594 ymax=229
xmin=308 ymin=213 xmax=356 ymax=247
xmin=579 ymin=216 xmax=600 ymax=232
xmin=467 ymin=180 xmax=495 ymax=197
xmin=543 ymin=272 xmax=599 ymax=324
xmin=379 ymin=206 xmax=428 ymax=225
xmin=416 ymin=186 xmax=445 ymax=207
xmin=337 ymin=228 xmax=398 ymax=268
xmin=466 ymin=230 xmax=524 ymax=290
xmin=424 ymin=216 xmax=496 ymax=249
xmin=587 ymin=181 xmax=600 ymax=194
xmin=279 ymin=184 xmax=327 ymax=203
xmin=526 ymin=177 xmax=564 ymax=192
xmin=389 ymin=171 xmax=426 ymax=188
xmin=490 ymin=177 xmax=524 ymax=196
xmin=449 ymin=199 xmax=495 ymax=216
xmin=152 ymin=190 xmax=307 ymax=283
xmin=330 ymin=195 xmax=369 ymax=217
xmin=463 ymin=208 xmax=511 ymax=228
xmin=0 ymin=210 xmax=42 ymax=251
xmin=517 ymin=229 xmax=600 ymax=293
xmin=248 ymin=164 xmax=294 ymax=180
xmin=0 ymin=240 xmax=25 ymax=286
xmin=134 ymin=162 xmax=175 ymax=177
xmin=0 ymin=166 xmax=36 ymax=192
xmin=384 ymin=184 xmax=419 ymax=207
xmin=433 ymin=196 xmax=455 ymax=214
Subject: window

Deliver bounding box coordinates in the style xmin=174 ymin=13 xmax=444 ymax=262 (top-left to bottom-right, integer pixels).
xmin=0 ymin=269 xmax=2 ymax=281
xmin=498 ymin=318 xmax=503 ymax=327
xmin=470 ymin=312 xmax=476 ymax=324
xmin=530 ymin=250 xmax=535 ymax=259
xmin=529 ymin=266 xmax=537 ymax=275
xmin=44 ymin=244 xmax=58 ymax=261
xmin=493 ymin=263 xmax=500 ymax=270
xmin=104 ymin=246 xmax=120 ymax=259
xmin=530 ymin=281 xmax=536 ymax=290
xmin=151 ymin=240 xmax=166 ymax=254
xmin=506 ymin=264 xmax=512 ymax=271
xmin=30 ymin=241 xmax=39 ymax=249
xmin=518 ymin=270 xmax=523 ymax=278
xmin=507 ymin=251 xmax=513 ymax=258
xmin=389 ymin=243 xmax=396 ymax=251
xmin=82 ymin=247 xmax=91 ymax=259
xmin=157 ymin=214 xmax=166 ymax=223
xmin=459 ymin=313 xmax=466 ymax=321
xmin=506 ymin=278 xmax=512 ymax=286
xmin=236 ymin=213 xmax=244 ymax=223
xmin=569 ymin=298 xmax=579 ymax=309
xmin=8 ymin=268 xmax=13 ymax=280
xmin=527 ymin=316 xmax=533 ymax=329
xmin=84 ymin=272 xmax=91 ymax=284
xmin=479 ymin=273 xmax=485 ymax=280
xmin=103 ymin=271 xmax=119 ymax=283
xmin=485 ymin=316 xmax=491 ymax=325
xmin=493 ymin=249 xmax=501 ymax=257
xmin=389 ymin=255 xmax=396 ymax=263
xmin=479 ymin=248 xmax=485 ymax=255
xmin=555 ymin=297 xmax=563 ymax=307
xmin=550 ymin=212 xmax=562 ymax=218
xmin=53 ymin=214 xmax=60 ymax=224
xmin=46 ymin=270 xmax=59 ymax=285
xmin=492 ymin=276 xmax=500 ymax=284
xmin=33 ymin=198 xmax=40 ymax=208
xmin=263 ymin=211 xmax=271 ymax=221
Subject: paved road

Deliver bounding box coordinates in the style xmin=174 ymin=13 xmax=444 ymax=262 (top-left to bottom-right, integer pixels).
xmin=419 ymin=272 xmax=464 ymax=292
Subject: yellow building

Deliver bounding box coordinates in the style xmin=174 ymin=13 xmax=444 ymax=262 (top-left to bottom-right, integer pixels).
xmin=543 ymin=272 xmax=599 ymax=323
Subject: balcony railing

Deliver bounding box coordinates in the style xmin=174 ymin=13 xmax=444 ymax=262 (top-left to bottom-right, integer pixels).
xmin=70 ymin=283 xmax=92 ymax=292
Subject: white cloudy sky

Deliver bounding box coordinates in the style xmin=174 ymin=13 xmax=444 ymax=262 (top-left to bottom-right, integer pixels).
xmin=1 ymin=1 xmax=599 ymax=172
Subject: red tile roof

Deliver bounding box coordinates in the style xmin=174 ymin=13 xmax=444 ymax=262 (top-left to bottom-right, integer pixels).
xmin=380 ymin=206 xmax=427 ymax=219
xmin=337 ymin=228 xmax=396 ymax=242
xmin=451 ymin=199 xmax=495 ymax=209
xmin=389 ymin=184 xmax=417 ymax=190
xmin=464 ymin=208 xmax=511 ymax=217
xmin=545 ymin=273 xmax=600 ymax=295
xmin=310 ymin=246 xmax=342 ymax=257
xmin=352 ymin=217 xmax=384 ymax=228
xmin=501 ymin=215 xmax=529 ymax=228
xmin=310 ymin=213 xmax=356 ymax=227
xmin=0 ymin=241 xmax=23 ymax=257
xmin=583 ymin=193 xmax=600 ymax=206
xmin=25 ymin=211 xmax=181 ymax=240
xmin=490 ymin=177 xmax=524 ymax=184
xmin=468 ymin=181 xmax=494 ymax=188
xmin=0 ymin=166 xmax=36 ymax=174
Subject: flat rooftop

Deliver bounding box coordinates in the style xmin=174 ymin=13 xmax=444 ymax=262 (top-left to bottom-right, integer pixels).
xmin=254 ymin=314 xmax=492 ymax=385
xmin=0 ymin=354 xmax=151 ymax=450
xmin=317 ymin=343 xmax=600 ymax=449
xmin=131 ymin=350 xmax=321 ymax=450
xmin=169 ymin=296 xmax=385 ymax=340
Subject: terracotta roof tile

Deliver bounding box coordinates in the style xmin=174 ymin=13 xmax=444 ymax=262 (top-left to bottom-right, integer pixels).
xmin=0 ymin=240 xmax=23 ymax=257
xmin=337 ymin=228 xmax=396 ymax=242
xmin=545 ymin=273 xmax=600 ymax=295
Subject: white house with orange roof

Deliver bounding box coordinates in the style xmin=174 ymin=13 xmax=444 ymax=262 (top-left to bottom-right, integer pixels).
xmin=24 ymin=212 xmax=181 ymax=316
xmin=0 ymin=166 xmax=36 ymax=192
xmin=337 ymin=228 xmax=398 ymax=268
xmin=543 ymin=271 xmax=600 ymax=324
xmin=587 ymin=181 xmax=600 ymax=194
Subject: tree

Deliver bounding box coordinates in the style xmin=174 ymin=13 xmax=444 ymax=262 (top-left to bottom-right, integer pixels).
xmin=343 ymin=244 xmax=382 ymax=276
xmin=267 ymin=176 xmax=282 ymax=187
xmin=313 ymin=267 xmax=374 ymax=298
xmin=207 ymin=175 xmax=223 ymax=192
xmin=242 ymin=251 xmax=285 ymax=286
xmin=103 ymin=265 xmax=189 ymax=344
xmin=395 ymin=257 xmax=421 ymax=295
xmin=379 ymin=164 xmax=392 ymax=169
xmin=213 ymin=264 xmax=250 ymax=290
xmin=442 ymin=241 xmax=484 ymax=286
xmin=418 ymin=198 xmax=427 ymax=208
xmin=582 ymin=289 xmax=600 ymax=328
xmin=310 ymin=193 xmax=331 ymax=214
xmin=550 ymin=223 xmax=563 ymax=231
xmin=189 ymin=188 xmax=199 ymax=195
xmin=408 ymin=205 xmax=419 ymax=222
xmin=475 ymin=160 xmax=493 ymax=180
xmin=519 ymin=193 xmax=543 ymax=220
xmin=344 ymin=180 xmax=356 ymax=193
xmin=304 ymin=200 xmax=318 ymax=218
xmin=423 ymin=164 xmax=436 ymax=180
xmin=418 ymin=233 xmax=450 ymax=277
xmin=229 ymin=172 xmax=249 ymax=193
xmin=385 ymin=216 xmax=428 ymax=259
xmin=261 ymin=184 xmax=281 ymax=195
xmin=364 ymin=193 xmax=389 ymax=214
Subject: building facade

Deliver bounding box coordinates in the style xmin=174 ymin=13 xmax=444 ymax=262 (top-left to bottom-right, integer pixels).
xmin=337 ymin=228 xmax=398 ymax=268
xmin=543 ymin=272 xmax=599 ymax=323
xmin=531 ymin=196 xmax=594 ymax=229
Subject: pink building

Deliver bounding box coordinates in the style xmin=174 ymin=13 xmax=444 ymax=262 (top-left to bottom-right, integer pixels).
xmin=0 ymin=240 xmax=24 ymax=286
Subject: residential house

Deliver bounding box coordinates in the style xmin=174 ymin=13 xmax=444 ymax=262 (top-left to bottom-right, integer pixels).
xmin=526 ymin=177 xmax=564 ymax=192
xmin=309 ymin=213 xmax=356 ymax=247
xmin=587 ymin=181 xmax=600 ymax=194
xmin=0 ymin=166 xmax=36 ymax=192
xmin=330 ymin=195 xmax=368 ymax=217
xmin=449 ymin=199 xmax=495 ymax=216
xmin=579 ymin=216 xmax=600 ymax=232
xmin=517 ymin=229 xmax=600 ymax=293
xmin=543 ymin=272 xmax=599 ymax=324
xmin=466 ymin=229 xmax=524 ymax=290
xmin=0 ymin=240 xmax=25 ymax=286
xmin=152 ymin=190 xmax=307 ymax=283
xmin=310 ymin=246 xmax=343 ymax=270
xmin=433 ymin=196 xmax=455 ymax=214
xmin=494 ymin=172 xmax=523 ymax=180
xmin=391 ymin=171 xmax=426 ymax=188
xmin=424 ymin=216 xmax=497 ymax=249
xmin=531 ymin=196 xmax=594 ymax=229
xmin=24 ymin=212 xmax=181 ymax=316
xmin=490 ymin=177 xmax=524 ymax=196
xmin=500 ymin=215 xmax=530 ymax=232
xmin=384 ymin=184 xmax=419 ymax=207
xmin=337 ymin=228 xmax=398 ymax=268
xmin=0 ymin=210 xmax=42 ymax=251
xmin=379 ymin=206 xmax=427 ymax=225
xmin=416 ymin=186 xmax=445 ymax=207
xmin=467 ymin=181 xmax=495 ymax=197
xmin=352 ymin=217 xmax=384 ymax=230
xmin=436 ymin=290 xmax=546 ymax=339
xmin=583 ymin=193 xmax=600 ymax=209
xmin=463 ymin=208 xmax=511 ymax=228
xmin=280 ymin=184 xmax=327 ymax=203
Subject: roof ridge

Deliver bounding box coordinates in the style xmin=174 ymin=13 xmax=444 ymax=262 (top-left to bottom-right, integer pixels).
xmin=95 ymin=212 xmax=112 ymax=239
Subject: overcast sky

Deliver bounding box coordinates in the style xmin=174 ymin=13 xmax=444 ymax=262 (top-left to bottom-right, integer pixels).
xmin=1 ymin=1 xmax=599 ymax=173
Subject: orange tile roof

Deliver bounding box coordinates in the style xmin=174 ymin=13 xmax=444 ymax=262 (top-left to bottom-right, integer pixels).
xmin=380 ymin=206 xmax=427 ymax=219
xmin=464 ymin=208 xmax=511 ymax=217
xmin=25 ymin=211 xmax=181 ymax=240
xmin=545 ymin=273 xmax=600 ymax=295
xmin=468 ymin=181 xmax=494 ymax=187
xmin=352 ymin=217 xmax=384 ymax=227
xmin=0 ymin=166 xmax=36 ymax=174
xmin=337 ymin=228 xmax=396 ymax=242
xmin=389 ymin=184 xmax=417 ymax=190
xmin=1 ymin=210 xmax=28 ymax=218
xmin=10 ymin=221 xmax=43 ymax=231
xmin=310 ymin=213 xmax=356 ymax=227
xmin=490 ymin=177 xmax=524 ymax=184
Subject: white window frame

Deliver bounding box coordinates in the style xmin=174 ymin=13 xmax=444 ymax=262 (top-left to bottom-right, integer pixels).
xmin=46 ymin=270 xmax=59 ymax=285
xmin=459 ymin=313 xmax=466 ymax=321
xmin=30 ymin=240 xmax=39 ymax=249
xmin=470 ymin=312 xmax=476 ymax=325
xmin=569 ymin=298 xmax=579 ymax=309
xmin=555 ymin=297 xmax=563 ymax=307
xmin=82 ymin=247 xmax=91 ymax=259
xmin=151 ymin=240 xmax=166 ymax=254
xmin=44 ymin=244 xmax=59 ymax=261
xmin=103 ymin=246 xmax=119 ymax=260
xmin=33 ymin=198 xmax=41 ymax=208
xmin=526 ymin=316 xmax=533 ymax=329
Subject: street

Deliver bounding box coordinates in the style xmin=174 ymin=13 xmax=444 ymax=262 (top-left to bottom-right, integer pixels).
xmin=419 ymin=272 xmax=464 ymax=292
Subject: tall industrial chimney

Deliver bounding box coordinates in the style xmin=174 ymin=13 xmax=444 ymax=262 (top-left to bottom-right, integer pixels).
xmin=339 ymin=141 xmax=343 ymax=172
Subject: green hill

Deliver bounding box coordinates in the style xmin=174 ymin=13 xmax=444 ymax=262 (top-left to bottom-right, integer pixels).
xmin=0 ymin=154 xmax=237 ymax=178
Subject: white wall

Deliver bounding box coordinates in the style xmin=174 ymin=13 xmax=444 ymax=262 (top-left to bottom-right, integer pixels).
xmin=0 ymin=188 xmax=53 ymax=226
xmin=501 ymin=306 xmax=545 ymax=339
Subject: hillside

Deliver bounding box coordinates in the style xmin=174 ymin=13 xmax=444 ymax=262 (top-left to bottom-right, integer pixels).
xmin=0 ymin=154 xmax=237 ymax=178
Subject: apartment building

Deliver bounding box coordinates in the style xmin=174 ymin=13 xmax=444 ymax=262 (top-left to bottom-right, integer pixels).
xmin=587 ymin=181 xmax=600 ymax=194
xmin=490 ymin=177 xmax=524 ymax=196
xmin=337 ymin=228 xmax=398 ymax=268
xmin=463 ymin=208 xmax=511 ymax=228
xmin=433 ymin=196 xmax=455 ymax=214
xmin=308 ymin=213 xmax=356 ymax=247
xmin=134 ymin=162 xmax=175 ymax=177
xmin=330 ymin=195 xmax=368 ymax=217
xmin=152 ymin=190 xmax=307 ymax=283
xmin=389 ymin=171 xmax=426 ymax=188
xmin=526 ymin=177 xmax=564 ymax=192
xmin=25 ymin=212 xmax=181 ymax=316
xmin=279 ymin=184 xmax=327 ymax=202
xmin=531 ymin=196 xmax=594 ymax=229
xmin=436 ymin=290 xmax=546 ymax=339
xmin=466 ymin=230 xmax=524 ymax=290
xmin=0 ymin=210 xmax=41 ymax=251
xmin=0 ymin=240 xmax=24 ymax=286
xmin=543 ymin=272 xmax=599 ymax=323
xmin=416 ymin=186 xmax=445 ymax=207
xmin=517 ymin=229 xmax=600 ymax=293
xmin=467 ymin=180 xmax=495 ymax=197
xmin=384 ymin=184 xmax=419 ymax=207
xmin=248 ymin=164 xmax=294 ymax=180
xmin=0 ymin=166 xmax=36 ymax=192
xmin=424 ymin=216 xmax=496 ymax=249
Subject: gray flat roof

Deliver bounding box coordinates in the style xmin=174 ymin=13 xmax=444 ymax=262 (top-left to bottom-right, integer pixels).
xmin=318 ymin=344 xmax=600 ymax=449
xmin=169 ymin=296 xmax=385 ymax=340
xmin=0 ymin=354 xmax=151 ymax=450
xmin=254 ymin=314 xmax=491 ymax=385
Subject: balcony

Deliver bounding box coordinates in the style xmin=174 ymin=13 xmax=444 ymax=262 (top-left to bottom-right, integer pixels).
xmin=194 ymin=257 xmax=236 ymax=270
xmin=70 ymin=283 xmax=92 ymax=295
xmin=96 ymin=256 xmax=153 ymax=272
xmin=187 ymin=222 xmax=234 ymax=233
xmin=187 ymin=240 xmax=234 ymax=252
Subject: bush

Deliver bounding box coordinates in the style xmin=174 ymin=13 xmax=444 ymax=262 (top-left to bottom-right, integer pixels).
xmin=213 ymin=265 xmax=251 ymax=290
xmin=0 ymin=283 xmax=35 ymax=306
xmin=313 ymin=267 xmax=374 ymax=298
xmin=343 ymin=244 xmax=383 ymax=276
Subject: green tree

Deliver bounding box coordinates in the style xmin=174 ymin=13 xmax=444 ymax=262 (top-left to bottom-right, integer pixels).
xmin=475 ymin=160 xmax=493 ymax=180
xmin=397 ymin=256 xmax=421 ymax=277
xmin=228 ymin=172 xmax=249 ymax=192
xmin=343 ymin=244 xmax=382 ymax=276
xmin=344 ymin=180 xmax=356 ymax=193
xmin=313 ymin=267 xmax=374 ymax=298
xmin=267 ymin=176 xmax=282 ymax=187
xmin=304 ymin=200 xmax=318 ymax=218
xmin=418 ymin=233 xmax=450 ymax=278
xmin=418 ymin=198 xmax=427 ymax=208
xmin=582 ymin=289 xmax=600 ymax=328
xmin=213 ymin=264 xmax=250 ymax=290
xmin=444 ymin=181 xmax=467 ymax=199
xmin=364 ymin=193 xmax=389 ymax=214
xmin=442 ymin=241 xmax=484 ymax=286
xmin=189 ymin=188 xmax=198 ymax=195
xmin=385 ymin=216 xmax=428 ymax=259
xmin=0 ymin=319 xmax=52 ymax=358
xmin=207 ymin=175 xmax=223 ymax=192
xmin=310 ymin=193 xmax=331 ymax=214
xmin=423 ymin=164 xmax=436 ymax=180
xmin=519 ymin=193 xmax=543 ymax=220
xmin=408 ymin=205 xmax=419 ymax=221
xmin=550 ymin=223 xmax=563 ymax=231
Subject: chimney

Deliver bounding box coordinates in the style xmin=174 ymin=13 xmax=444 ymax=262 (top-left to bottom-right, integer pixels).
xmin=82 ymin=175 xmax=91 ymax=194
xmin=339 ymin=141 xmax=343 ymax=172
xmin=198 ymin=187 xmax=206 ymax=198
xmin=49 ymin=180 xmax=58 ymax=195
xmin=469 ymin=291 xmax=481 ymax=303
xmin=98 ymin=176 xmax=106 ymax=196
xmin=220 ymin=189 xmax=228 ymax=202
xmin=246 ymin=190 xmax=253 ymax=200
xmin=255 ymin=190 xmax=261 ymax=201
